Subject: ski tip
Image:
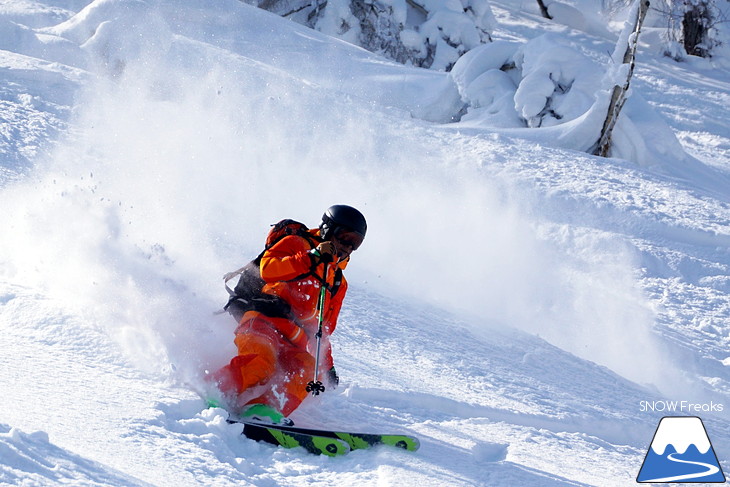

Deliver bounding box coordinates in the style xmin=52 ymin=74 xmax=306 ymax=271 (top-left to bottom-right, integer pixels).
xmin=385 ymin=435 xmax=420 ymax=452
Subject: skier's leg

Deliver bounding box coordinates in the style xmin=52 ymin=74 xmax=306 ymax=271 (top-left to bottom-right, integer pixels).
xmin=212 ymin=313 xmax=279 ymax=398
xmin=232 ymin=331 xmax=278 ymax=391
xmin=246 ymin=347 xmax=315 ymax=417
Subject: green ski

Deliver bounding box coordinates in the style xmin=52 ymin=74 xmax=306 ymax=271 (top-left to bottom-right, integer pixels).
xmin=240 ymin=421 xmax=351 ymax=457
xmin=231 ymin=418 xmax=420 ymax=453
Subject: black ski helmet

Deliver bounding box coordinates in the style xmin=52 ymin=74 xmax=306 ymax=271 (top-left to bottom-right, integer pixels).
xmin=320 ymin=205 xmax=367 ymax=241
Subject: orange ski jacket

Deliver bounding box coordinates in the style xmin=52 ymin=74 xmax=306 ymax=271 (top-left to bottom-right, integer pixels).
xmin=258 ymin=229 xmax=348 ymax=363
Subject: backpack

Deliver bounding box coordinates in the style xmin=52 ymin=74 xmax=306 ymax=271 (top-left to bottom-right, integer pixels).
xmin=224 ymin=219 xmax=332 ymax=321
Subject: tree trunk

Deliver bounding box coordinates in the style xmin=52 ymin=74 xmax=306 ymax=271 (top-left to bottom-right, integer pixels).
xmin=591 ymin=0 xmax=649 ymax=158
xmin=536 ymin=0 xmax=553 ymax=19
xmin=682 ymin=2 xmax=711 ymax=57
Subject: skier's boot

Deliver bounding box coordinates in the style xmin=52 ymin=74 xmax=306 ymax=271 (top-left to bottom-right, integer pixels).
xmin=241 ymin=404 xmax=294 ymax=426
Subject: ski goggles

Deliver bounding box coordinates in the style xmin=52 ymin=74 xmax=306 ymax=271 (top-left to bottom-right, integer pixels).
xmin=334 ymin=228 xmax=364 ymax=251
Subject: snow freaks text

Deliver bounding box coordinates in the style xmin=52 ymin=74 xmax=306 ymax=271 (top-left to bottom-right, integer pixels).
xmin=639 ymin=401 xmax=724 ymax=413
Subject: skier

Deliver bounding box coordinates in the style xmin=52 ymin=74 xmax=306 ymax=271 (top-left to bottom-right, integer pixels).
xmin=211 ymin=205 xmax=366 ymax=424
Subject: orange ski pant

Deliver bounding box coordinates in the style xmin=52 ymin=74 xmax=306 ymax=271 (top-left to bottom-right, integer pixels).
xmin=217 ymin=312 xmax=313 ymax=416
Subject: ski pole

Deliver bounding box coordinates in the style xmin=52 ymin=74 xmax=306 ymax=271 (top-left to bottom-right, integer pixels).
xmin=306 ymin=262 xmax=328 ymax=396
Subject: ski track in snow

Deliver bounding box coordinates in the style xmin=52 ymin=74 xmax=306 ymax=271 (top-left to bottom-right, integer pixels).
xmin=1 ymin=0 xmax=729 ymax=486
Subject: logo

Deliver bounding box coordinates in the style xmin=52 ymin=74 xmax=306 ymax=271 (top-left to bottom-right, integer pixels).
xmin=637 ymin=416 xmax=725 ymax=483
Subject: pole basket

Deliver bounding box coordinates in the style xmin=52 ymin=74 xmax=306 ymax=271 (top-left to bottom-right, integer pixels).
xmin=306 ymin=380 xmax=326 ymax=396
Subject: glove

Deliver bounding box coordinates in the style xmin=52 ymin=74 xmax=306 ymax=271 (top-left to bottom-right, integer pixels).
xmin=327 ymin=366 xmax=339 ymax=389
xmin=311 ymin=242 xmax=335 ymax=264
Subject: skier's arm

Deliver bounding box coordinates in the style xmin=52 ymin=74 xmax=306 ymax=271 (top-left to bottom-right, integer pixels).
xmin=259 ymin=236 xmax=315 ymax=282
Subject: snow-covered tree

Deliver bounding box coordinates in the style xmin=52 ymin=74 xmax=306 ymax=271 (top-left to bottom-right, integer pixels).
xmin=245 ymin=0 xmax=496 ymax=71
xmin=450 ymin=34 xmax=604 ymax=129
xmin=682 ymin=1 xmax=713 ymax=56
xmin=531 ymin=0 xmax=728 ymax=60
xmin=655 ymin=0 xmax=729 ymax=58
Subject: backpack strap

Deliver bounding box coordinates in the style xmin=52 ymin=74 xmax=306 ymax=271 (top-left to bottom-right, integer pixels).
xmin=224 ymin=265 xmax=248 ymax=296
xmin=306 ymin=262 xmax=344 ymax=297
xmin=330 ymin=267 xmax=343 ymax=296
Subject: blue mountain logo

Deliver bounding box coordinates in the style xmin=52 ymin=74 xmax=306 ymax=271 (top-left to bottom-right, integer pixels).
xmin=637 ymin=416 xmax=726 ymax=483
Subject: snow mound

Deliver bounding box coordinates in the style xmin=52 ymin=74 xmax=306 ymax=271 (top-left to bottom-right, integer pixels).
xmin=0 ymin=424 xmax=150 ymax=486
xmin=448 ymin=32 xmax=691 ymax=169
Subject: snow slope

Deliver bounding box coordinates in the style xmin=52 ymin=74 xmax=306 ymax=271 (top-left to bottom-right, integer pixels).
xmin=0 ymin=0 xmax=729 ymax=485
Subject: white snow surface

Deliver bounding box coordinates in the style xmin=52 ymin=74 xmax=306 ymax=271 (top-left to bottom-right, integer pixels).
xmin=0 ymin=0 xmax=729 ymax=486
